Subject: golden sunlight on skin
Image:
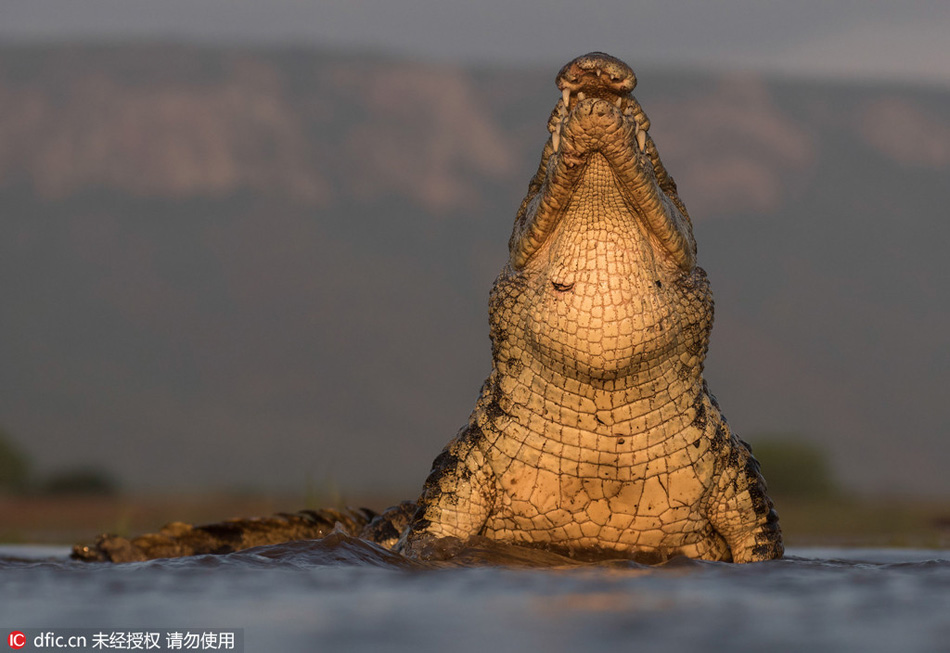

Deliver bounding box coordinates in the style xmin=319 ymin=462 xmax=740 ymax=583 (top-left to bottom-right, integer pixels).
xmin=75 ymin=53 xmax=782 ymax=564
xmin=404 ymin=53 xmax=782 ymax=563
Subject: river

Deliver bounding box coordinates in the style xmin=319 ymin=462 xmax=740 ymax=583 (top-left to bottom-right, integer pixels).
xmin=2 ymin=535 xmax=948 ymax=652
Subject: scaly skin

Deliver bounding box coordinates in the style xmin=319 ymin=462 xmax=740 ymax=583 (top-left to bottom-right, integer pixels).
xmin=399 ymin=53 xmax=781 ymax=563
xmin=74 ymin=53 xmax=782 ymax=564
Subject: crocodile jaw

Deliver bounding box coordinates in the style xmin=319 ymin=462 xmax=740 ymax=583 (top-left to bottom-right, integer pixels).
xmin=508 ymin=53 xmax=696 ymax=273
xmin=499 ymin=53 xmax=706 ymax=383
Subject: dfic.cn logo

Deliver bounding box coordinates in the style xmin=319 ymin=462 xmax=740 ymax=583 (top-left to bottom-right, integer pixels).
xmin=8 ymin=632 xmax=26 ymax=650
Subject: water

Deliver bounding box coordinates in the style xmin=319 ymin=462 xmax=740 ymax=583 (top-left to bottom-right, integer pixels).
xmin=2 ymin=536 xmax=949 ymax=653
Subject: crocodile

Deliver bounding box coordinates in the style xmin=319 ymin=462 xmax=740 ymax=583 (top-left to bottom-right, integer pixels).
xmin=74 ymin=52 xmax=783 ymax=565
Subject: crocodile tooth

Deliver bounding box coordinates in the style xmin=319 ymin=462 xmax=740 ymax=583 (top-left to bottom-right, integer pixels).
xmin=551 ymin=125 xmax=561 ymax=153
xmin=636 ymin=129 xmax=647 ymax=153
xmin=614 ymin=96 xmax=623 ymax=108
xmin=577 ymin=91 xmax=586 ymax=100
xmin=562 ymin=88 xmax=570 ymax=109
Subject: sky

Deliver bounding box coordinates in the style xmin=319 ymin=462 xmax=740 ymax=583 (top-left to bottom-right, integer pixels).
xmin=2 ymin=0 xmax=950 ymax=86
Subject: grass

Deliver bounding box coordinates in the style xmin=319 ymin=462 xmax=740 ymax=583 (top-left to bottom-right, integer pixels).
xmin=773 ymin=494 xmax=950 ymax=549
xmin=0 ymin=491 xmax=389 ymax=546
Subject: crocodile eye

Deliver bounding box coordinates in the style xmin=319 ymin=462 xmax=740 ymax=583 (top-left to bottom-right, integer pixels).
xmin=551 ymin=281 xmax=575 ymax=292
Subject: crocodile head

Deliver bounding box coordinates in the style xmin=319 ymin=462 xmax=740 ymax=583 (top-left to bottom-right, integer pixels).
xmin=494 ymin=52 xmax=710 ymax=385
xmin=509 ymin=52 xmax=697 ymax=272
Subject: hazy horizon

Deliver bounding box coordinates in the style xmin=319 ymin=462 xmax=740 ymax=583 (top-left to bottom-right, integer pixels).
xmin=2 ymin=0 xmax=950 ymax=87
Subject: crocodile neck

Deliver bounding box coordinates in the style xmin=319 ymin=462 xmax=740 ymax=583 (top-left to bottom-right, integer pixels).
xmin=480 ymin=152 xmax=711 ymax=453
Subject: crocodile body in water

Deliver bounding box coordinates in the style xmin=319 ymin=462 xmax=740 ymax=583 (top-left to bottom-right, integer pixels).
xmin=74 ymin=53 xmax=783 ymax=564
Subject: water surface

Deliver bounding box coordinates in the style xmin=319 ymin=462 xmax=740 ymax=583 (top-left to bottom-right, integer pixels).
xmin=2 ymin=536 xmax=948 ymax=652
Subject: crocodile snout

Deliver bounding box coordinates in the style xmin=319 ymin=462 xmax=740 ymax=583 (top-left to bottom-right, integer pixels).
xmin=556 ymin=52 xmax=637 ymax=97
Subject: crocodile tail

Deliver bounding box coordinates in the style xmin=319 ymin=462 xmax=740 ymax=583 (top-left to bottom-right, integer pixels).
xmin=71 ymin=506 xmax=380 ymax=563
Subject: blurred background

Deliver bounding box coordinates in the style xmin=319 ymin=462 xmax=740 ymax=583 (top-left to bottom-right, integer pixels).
xmin=1 ymin=0 xmax=948 ymax=546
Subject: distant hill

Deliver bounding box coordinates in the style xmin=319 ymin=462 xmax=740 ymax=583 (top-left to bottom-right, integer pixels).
xmin=1 ymin=44 xmax=948 ymax=497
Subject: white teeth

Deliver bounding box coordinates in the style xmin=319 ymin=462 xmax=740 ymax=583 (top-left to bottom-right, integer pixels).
xmin=551 ymin=125 xmax=561 ymax=153
xmin=614 ymin=96 xmax=623 ymax=108
xmin=577 ymin=91 xmax=586 ymax=100
xmin=562 ymin=88 xmax=570 ymax=108
xmin=637 ymin=129 xmax=647 ymax=153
